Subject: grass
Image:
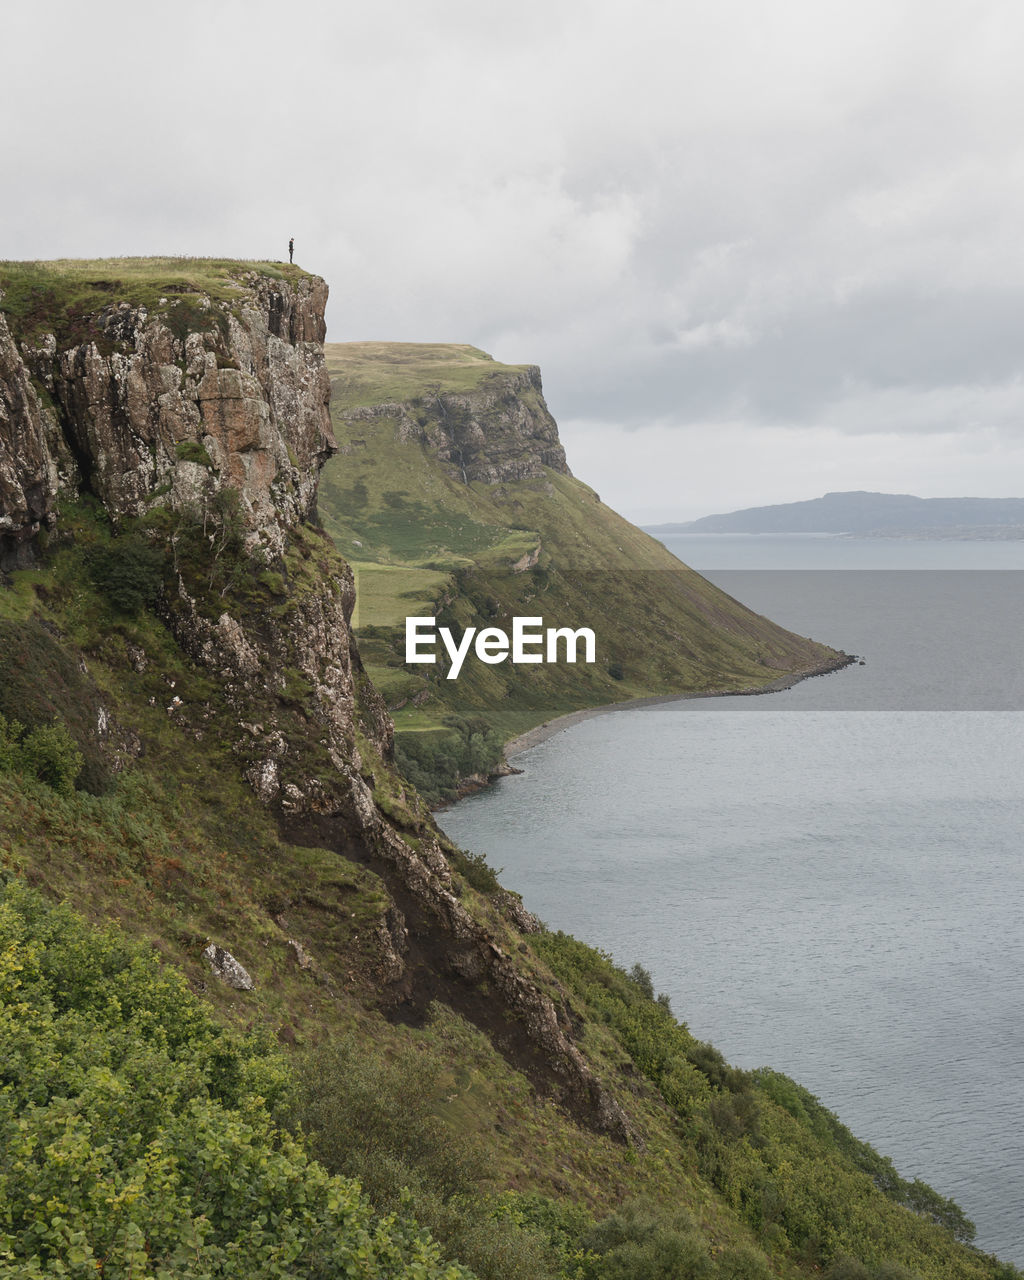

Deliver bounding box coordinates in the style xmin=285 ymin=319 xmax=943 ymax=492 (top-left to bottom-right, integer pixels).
xmin=326 ymin=342 xmax=533 ymax=409
xmin=0 ymin=256 xmax=314 ymax=346
xmin=350 ymin=562 xmax=457 ymax=628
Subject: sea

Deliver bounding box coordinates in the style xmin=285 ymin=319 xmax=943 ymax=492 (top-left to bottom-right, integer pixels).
xmin=438 ymin=534 xmax=1024 ymax=1265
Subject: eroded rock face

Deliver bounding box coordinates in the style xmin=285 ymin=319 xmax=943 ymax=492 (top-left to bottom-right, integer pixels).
xmin=343 ymin=367 xmax=570 ymax=486
xmin=0 ymin=316 xmax=68 ymax=568
xmin=367 ymin=827 xmax=633 ymax=1142
xmin=3 ymin=272 xmax=334 ymax=560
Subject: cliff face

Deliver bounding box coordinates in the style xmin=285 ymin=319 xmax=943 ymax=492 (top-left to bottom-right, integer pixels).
xmin=0 ymin=270 xmax=333 ymax=566
xmin=342 ymin=364 xmax=570 ymax=485
xmin=0 ymin=312 xmax=67 ymax=565
xmin=0 ymin=263 xmax=630 ymax=1142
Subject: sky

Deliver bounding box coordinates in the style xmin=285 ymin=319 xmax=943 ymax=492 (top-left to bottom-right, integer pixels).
xmin=5 ymin=0 xmax=1024 ymax=522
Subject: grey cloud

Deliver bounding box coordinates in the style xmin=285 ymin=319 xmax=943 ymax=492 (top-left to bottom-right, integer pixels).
xmin=5 ymin=0 xmax=1024 ymax=510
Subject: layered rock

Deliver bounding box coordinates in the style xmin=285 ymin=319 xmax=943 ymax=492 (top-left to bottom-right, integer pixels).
xmin=0 ymin=313 xmax=66 ymax=567
xmin=343 ymin=366 xmax=570 ymax=484
xmin=1 ymin=270 xmax=333 ymax=562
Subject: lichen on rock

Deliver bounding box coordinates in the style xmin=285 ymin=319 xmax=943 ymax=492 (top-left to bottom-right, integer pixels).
xmin=203 ymin=943 xmax=255 ymax=991
xmin=2 ymin=268 xmax=334 ymax=563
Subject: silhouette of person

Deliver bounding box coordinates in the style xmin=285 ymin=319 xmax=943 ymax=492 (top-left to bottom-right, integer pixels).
xmin=288 ymin=237 xmax=294 ymax=263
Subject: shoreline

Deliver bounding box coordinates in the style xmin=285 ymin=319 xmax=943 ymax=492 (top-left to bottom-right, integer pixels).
xmin=503 ymin=652 xmax=857 ymax=758
xmin=429 ymin=651 xmax=856 ymax=809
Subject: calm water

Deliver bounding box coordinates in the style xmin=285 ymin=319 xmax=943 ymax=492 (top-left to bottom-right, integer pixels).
xmin=439 ymin=536 xmax=1024 ymax=1264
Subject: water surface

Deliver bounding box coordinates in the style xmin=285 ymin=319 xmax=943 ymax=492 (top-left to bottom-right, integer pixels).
xmin=439 ymin=535 xmax=1024 ymax=1263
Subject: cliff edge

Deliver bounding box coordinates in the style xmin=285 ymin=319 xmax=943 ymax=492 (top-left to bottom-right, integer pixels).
xmin=0 ymin=259 xmax=332 ymax=567
xmin=0 ymin=258 xmax=631 ymax=1141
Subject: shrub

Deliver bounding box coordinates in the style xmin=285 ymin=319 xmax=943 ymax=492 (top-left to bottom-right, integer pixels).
xmin=584 ymin=1202 xmax=712 ymax=1280
xmin=295 ymin=1037 xmax=485 ymax=1210
xmin=19 ymin=720 xmax=84 ymax=796
xmin=0 ymin=879 xmax=478 ymax=1279
xmin=628 ymin=963 xmax=655 ymax=1000
xmin=0 ymin=713 xmax=83 ymax=796
xmin=86 ymin=532 xmax=166 ymax=614
xmin=174 ymin=438 xmax=214 ymax=467
xmin=448 ymin=845 xmax=502 ymax=894
xmin=293 ymin=1039 xmax=561 ymax=1280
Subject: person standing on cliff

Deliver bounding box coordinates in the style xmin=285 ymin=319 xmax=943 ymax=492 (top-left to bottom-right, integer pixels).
xmin=288 ymin=237 xmax=294 ymax=264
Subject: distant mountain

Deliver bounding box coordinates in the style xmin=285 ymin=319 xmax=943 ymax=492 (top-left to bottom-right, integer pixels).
xmin=647 ymin=490 xmax=1024 ymax=538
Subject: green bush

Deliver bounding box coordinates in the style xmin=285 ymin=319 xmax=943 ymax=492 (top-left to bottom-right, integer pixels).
xmin=174 ymin=438 xmax=214 ymax=467
xmin=0 ymin=880 xmax=477 ymax=1279
xmin=448 ymin=844 xmax=503 ymax=894
xmin=296 ymin=1037 xmax=485 ymax=1208
xmin=294 ymin=1039 xmax=561 ymax=1280
xmin=0 ymin=714 xmax=83 ymax=796
xmin=86 ymin=532 xmax=166 ymax=614
xmin=19 ymin=721 xmax=84 ymax=796
xmin=584 ymin=1202 xmax=712 ymax=1279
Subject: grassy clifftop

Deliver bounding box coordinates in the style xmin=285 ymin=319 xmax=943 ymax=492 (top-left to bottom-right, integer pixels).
xmin=0 ymin=256 xmax=314 ymax=346
xmin=328 ymin=340 xmax=532 ymax=407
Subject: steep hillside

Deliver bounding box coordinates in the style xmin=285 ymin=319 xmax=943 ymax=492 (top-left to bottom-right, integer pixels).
xmin=0 ymin=261 xmax=1016 ymax=1280
xmin=320 ymin=342 xmax=847 ymax=800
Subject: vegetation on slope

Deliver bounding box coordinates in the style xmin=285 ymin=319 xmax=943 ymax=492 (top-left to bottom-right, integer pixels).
xmin=0 ymin=506 xmax=1016 ymax=1279
xmin=0 ymin=278 xmax=1015 ymax=1279
xmin=320 ymin=342 xmax=844 ymax=801
xmin=0 ymin=878 xmax=473 ymax=1279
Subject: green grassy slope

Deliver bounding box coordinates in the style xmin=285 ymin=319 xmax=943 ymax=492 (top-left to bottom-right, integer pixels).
xmin=0 ymin=267 xmax=1013 ymax=1279
xmin=0 ymin=502 xmax=1014 ymax=1280
xmin=320 ymin=342 xmax=846 ymax=800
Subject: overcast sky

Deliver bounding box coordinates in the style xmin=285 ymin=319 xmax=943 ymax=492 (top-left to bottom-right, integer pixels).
xmin=5 ymin=0 xmax=1024 ymax=521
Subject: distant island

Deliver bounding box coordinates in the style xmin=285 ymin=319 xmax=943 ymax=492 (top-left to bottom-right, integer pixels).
xmin=647 ymin=490 xmax=1024 ymax=540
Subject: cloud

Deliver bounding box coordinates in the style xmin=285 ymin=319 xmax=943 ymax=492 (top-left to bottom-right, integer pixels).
xmin=5 ymin=0 xmax=1024 ymax=508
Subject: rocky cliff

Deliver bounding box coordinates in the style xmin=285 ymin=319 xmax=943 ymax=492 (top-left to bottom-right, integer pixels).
xmin=0 ymin=261 xmax=629 ymax=1140
xmin=345 ymin=366 xmax=570 ymax=485
xmin=326 ymin=342 xmax=569 ymax=488
xmin=0 ymin=267 xmax=332 ymax=567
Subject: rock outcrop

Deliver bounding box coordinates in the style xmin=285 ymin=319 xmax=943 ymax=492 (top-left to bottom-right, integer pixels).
xmin=342 ymin=366 xmax=570 ymax=485
xmin=0 ymin=313 xmax=67 ymax=567
xmin=203 ymin=943 xmax=255 ymax=991
xmin=1 ymin=270 xmax=333 ymax=565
